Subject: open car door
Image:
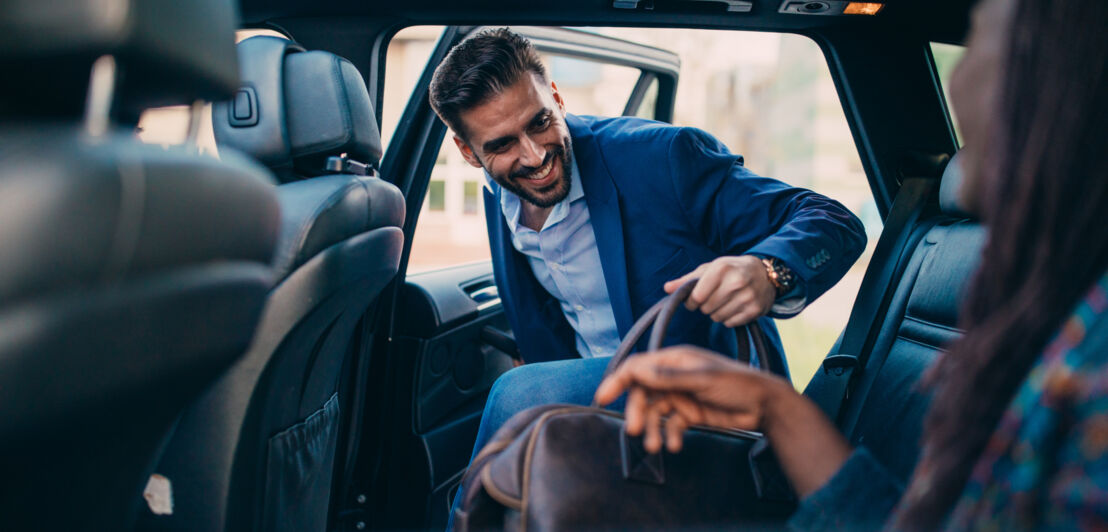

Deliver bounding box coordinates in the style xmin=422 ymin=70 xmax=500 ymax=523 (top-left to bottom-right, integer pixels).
xmin=340 ymin=26 xmax=680 ymax=530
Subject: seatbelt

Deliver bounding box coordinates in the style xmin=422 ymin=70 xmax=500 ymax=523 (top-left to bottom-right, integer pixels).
xmin=804 ymin=175 xmax=942 ymax=426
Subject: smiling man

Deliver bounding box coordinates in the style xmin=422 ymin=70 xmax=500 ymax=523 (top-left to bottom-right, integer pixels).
xmin=430 ymin=28 xmax=866 ymax=526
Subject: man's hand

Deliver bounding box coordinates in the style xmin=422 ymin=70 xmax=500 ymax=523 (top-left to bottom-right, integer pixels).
xmin=663 ymin=255 xmax=776 ymax=327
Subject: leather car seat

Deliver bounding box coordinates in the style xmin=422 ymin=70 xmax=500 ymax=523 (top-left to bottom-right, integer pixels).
xmin=0 ymin=1 xmax=280 ymax=530
xmin=144 ymin=36 xmax=405 ymax=532
xmin=806 ymin=151 xmax=984 ymax=484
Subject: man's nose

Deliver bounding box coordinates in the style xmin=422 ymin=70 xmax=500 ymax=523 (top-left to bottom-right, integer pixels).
xmin=519 ymin=136 xmax=546 ymax=168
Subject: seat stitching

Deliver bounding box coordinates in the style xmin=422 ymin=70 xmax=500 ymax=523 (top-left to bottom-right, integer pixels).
xmin=103 ymin=152 xmax=147 ymax=280
xmin=894 ymin=334 xmax=949 ymax=352
xmin=902 ymin=315 xmax=964 ymax=334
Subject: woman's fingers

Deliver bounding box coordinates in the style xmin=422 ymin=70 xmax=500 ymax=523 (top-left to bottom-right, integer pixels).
xmin=596 ymin=352 xmax=690 ymax=406
xmin=625 ymin=387 xmax=647 ymax=436
xmin=620 ymin=350 xmax=726 ymax=392
xmin=668 ymin=393 xmax=707 ymax=426
xmin=643 ymin=396 xmax=669 ymax=453
xmin=665 ymin=411 xmax=690 ymax=453
xmin=596 ymin=347 xmax=743 ymax=407
xmin=594 ymin=367 xmax=632 ymax=406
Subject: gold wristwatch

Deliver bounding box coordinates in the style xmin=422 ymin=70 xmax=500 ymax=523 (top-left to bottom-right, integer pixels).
xmin=760 ymin=257 xmax=796 ymax=297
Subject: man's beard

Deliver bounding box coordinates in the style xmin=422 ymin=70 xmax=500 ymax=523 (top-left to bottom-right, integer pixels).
xmin=488 ymin=137 xmax=574 ymax=208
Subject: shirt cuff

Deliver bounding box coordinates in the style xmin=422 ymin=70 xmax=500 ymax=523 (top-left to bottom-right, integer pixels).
xmin=770 ymin=281 xmax=807 ymax=318
xmin=787 ymin=447 xmax=904 ymax=532
xmin=749 ymin=253 xmax=808 ymax=318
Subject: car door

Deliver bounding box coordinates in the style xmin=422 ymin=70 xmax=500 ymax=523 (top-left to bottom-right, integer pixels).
xmin=344 ymin=26 xmax=680 ymax=530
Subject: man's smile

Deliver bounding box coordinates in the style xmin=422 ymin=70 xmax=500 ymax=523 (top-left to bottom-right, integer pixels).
xmin=517 ymin=156 xmax=558 ymax=187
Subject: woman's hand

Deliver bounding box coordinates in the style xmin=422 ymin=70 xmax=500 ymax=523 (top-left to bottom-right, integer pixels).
xmin=594 ymin=345 xmax=854 ymax=496
xmin=595 ymin=346 xmax=789 ymax=451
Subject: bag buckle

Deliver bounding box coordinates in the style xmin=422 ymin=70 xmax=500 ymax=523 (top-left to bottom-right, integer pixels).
xmin=620 ymin=430 xmax=665 ymax=485
xmin=821 ymin=354 xmax=859 ymax=376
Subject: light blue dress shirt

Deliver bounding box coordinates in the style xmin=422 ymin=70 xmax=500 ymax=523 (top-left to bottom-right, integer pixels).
xmin=488 ymin=160 xmax=621 ymax=359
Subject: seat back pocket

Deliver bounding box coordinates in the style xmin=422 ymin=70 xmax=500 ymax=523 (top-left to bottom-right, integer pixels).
xmin=263 ymin=392 xmax=341 ymax=532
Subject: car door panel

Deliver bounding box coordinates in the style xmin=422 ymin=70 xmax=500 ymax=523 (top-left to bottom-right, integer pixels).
xmin=398 ymin=263 xmax=517 ymax=434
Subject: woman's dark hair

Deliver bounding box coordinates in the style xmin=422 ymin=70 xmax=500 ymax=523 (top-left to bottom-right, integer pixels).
xmin=898 ymin=0 xmax=1108 ymax=527
xmin=429 ymin=28 xmax=547 ymax=139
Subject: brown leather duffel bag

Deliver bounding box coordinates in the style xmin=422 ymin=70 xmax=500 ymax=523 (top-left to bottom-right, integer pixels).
xmin=453 ymin=280 xmax=796 ymax=531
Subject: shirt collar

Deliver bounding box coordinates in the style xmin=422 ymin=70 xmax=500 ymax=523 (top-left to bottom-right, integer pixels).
xmin=487 ymin=155 xmax=584 ymax=232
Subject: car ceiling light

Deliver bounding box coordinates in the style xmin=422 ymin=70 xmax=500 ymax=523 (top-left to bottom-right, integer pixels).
xmin=843 ymin=2 xmax=884 ymax=15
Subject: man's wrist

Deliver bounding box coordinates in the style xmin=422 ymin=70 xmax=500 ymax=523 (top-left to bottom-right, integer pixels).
xmin=759 ymin=256 xmax=797 ymax=298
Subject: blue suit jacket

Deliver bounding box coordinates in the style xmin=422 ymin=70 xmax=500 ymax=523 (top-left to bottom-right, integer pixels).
xmin=484 ymin=115 xmax=866 ymax=364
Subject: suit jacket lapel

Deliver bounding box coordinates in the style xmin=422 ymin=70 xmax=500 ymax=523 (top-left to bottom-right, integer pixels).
xmin=485 ymin=185 xmax=578 ymax=361
xmin=567 ymin=114 xmax=633 ymax=338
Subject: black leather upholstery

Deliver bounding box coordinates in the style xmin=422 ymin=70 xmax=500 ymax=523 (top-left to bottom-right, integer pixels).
xmin=213 ymin=37 xmax=304 ymax=172
xmin=144 ymin=37 xmax=404 ymax=532
xmin=285 ymin=50 xmax=384 ymax=175
xmin=806 ymin=151 xmax=984 ymax=484
xmin=843 ymin=220 xmax=983 ymax=481
xmin=0 ymin=131 xmax=276 ymax=303
xmin=273 ymin=175 xmax=405 ymax=278
xmin=0 ymin=1 xmax=281 ymax=529
xmin=214 ymin=36 xmax=384 ymax=181
xmin=0 ymin=0 xmax=240 ymax=113
xmin=938 ymin=152 xmax=972 ymax=218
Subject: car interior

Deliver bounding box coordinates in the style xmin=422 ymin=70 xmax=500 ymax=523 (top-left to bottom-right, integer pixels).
xmin=0 ymin=0 xmax=976 ymax=530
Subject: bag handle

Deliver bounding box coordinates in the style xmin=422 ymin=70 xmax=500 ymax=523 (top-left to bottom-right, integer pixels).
xmin=593 ymin=279 xmax=781 ymax=487
xmin=599 ymin=279 xmax=777 ymax=382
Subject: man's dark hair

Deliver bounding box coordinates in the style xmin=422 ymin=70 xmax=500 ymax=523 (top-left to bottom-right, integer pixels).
xmin=429 ymin=28 xmax=547 ymax=139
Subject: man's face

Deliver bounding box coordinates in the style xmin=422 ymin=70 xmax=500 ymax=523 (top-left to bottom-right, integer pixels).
xmin=948 ymin=0 xmax=1015 ymax=212
xmin=453 ymin=74 xmax=574 ymax=208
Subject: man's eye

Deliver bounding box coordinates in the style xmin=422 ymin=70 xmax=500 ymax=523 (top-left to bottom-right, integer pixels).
xmin=534 ymin=116 xmax=551 ymax=130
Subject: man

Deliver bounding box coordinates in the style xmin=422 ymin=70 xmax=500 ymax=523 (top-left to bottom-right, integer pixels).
xmin=430 ymin=28 xmax=865 ymax=523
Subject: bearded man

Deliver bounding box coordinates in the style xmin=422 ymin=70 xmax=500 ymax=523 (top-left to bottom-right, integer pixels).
xmin=429 ymin=28 xmax=867 ymax=526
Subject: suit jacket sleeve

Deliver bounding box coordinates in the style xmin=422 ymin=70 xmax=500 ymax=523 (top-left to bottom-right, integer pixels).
xmin=665 ymin=127 xmax=867 ymax=313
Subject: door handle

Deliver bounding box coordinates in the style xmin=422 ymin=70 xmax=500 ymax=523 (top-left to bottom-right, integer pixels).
xmin=480 ymin=326 xmax=522 ymax=363
xmin=467 ymin=284 xmax=502 ymax=311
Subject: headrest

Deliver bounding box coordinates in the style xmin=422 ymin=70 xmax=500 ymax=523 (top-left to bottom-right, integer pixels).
xmin=0 ymin=126 xmax=279 ymax=304
xmin=0 ymin=0 xmax=240 ymax=111
xmin=213 ymin=36 xmax=383 ymax=182
xmin=939 ymin=151 xmax=973 ymax=218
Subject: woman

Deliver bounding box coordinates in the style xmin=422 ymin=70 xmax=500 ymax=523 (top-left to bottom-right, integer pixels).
xmin=596 ymin=0 xmax=1108 ymax=529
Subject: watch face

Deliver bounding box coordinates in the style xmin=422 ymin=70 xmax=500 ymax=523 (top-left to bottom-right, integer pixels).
xmin=771 ymin=259 xmax=795 ymax=292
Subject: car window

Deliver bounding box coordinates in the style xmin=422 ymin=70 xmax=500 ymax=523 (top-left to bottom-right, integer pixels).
xmin=387 ymin=27 xmax=881 ymax=390
xmin=931 ymin=42 xmax=966 ymax=145
xmin=386 ymin=27 xmax=648 ymax=275
xmin=134 ymin=30 xmax=291 ymax=155
xmin=135 ymin=104 xmax=219 ymax=156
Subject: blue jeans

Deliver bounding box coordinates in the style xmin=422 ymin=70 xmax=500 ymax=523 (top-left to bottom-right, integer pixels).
xmin=447 ymin=356 xmax=625 ymax=529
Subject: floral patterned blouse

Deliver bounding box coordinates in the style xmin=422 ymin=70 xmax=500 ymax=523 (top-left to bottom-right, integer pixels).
xmin=790 ymin=273 xmax=1108 ymax=531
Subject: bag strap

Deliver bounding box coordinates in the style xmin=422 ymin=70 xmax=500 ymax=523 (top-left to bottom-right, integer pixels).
xmin=600 ymin=279 xmax=774 ymax=382
xmin=804 ymin=175 xmax=941 ymax=426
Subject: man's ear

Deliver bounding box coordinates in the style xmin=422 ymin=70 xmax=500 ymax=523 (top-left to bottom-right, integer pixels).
xmin=453 ymin=135 xmax=484 ymax=169
xmin=551 ymin=81 xmax=567 ymax=115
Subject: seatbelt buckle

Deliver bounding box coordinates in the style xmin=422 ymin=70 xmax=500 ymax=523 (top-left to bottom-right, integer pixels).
xmin=821 ymin=354 xmax=859 ymax=376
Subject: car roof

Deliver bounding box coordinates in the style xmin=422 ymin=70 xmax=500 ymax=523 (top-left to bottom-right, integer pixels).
xmin=240 ymin=0 xmax=972 ymax=44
